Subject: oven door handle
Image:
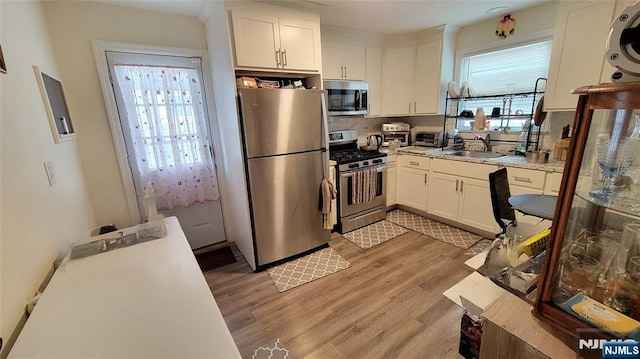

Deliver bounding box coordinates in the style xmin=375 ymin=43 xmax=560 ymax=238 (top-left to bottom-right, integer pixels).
xmin=340 ymin=165 xmax=386 ymax=178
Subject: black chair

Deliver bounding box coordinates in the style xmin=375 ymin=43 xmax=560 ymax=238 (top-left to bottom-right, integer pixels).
xmin=489 ymin=167 xmax=517 ymax=237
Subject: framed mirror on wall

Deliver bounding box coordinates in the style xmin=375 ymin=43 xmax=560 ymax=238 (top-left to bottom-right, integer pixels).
xmin=33 ymin=66 xmax=76 ymax=143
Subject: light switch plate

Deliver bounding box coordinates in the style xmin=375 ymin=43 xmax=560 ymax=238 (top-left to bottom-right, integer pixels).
xmin=44 ymin=161 xmax=57 ymax=186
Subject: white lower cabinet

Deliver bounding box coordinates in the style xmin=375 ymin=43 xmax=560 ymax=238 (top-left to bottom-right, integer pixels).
xmin=544 ymin=172 xmax=563 ymax=195
xmin=506 ymin=167 xmax=547 ymax=229
xmin=427 ymin=159 xmax=497 ymax=233
xmin=397 ymin=154 xmax=429 ymax=211
xmin=386 ymin=154 xmax=397 ymax=206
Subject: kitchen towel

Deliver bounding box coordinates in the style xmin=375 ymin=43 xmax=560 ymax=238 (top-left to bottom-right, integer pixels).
xmin=321 ymin=176 xmax=336 ymax=230
xmin=352 ymin=168 xmax=377 ymax=204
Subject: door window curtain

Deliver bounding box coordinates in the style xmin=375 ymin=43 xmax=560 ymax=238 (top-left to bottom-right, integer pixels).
xmin=113 ymin=65 xmax=220 ymax=210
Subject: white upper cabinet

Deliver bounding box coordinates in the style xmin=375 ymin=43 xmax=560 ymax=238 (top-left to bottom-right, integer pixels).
xmin=322 ymin=44 xmax=366 ymax=80
xmin=544 ymin=1 xmax=616 ymax=111
xmin=383 ymin=26 xmax=456 ymax=117
xmin=383 ymin=46 xmax=415 ymax=116
xmin=414 ymin=40 xmax=443 ymax=115
xmin=366 ymin=47 xmax=383 ymax=117
xmin=230 ymin=9 xmax=321 ymax=72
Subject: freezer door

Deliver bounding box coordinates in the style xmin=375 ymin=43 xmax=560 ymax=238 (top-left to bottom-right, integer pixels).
xmin=247 ymin=151 xmax=330 ymax=266
xmin=239 ymin=88 xmax=325 ymax=158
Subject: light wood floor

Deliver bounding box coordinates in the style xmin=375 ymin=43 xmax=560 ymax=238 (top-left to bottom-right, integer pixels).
xmin=204 ymin=231 xmax=476 ymax=359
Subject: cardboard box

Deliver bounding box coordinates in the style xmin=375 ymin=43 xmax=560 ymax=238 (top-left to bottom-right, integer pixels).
xmin=236 ymin=76 xmax=257 ymax=89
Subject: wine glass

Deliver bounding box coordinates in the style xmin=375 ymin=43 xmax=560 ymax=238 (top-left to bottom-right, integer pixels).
xmin=589 ymin=136 xmax=640 ymax=204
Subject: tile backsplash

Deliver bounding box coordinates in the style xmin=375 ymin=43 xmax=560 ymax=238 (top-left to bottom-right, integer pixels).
xmin=328 ymin=112 xmax=574 ymax=151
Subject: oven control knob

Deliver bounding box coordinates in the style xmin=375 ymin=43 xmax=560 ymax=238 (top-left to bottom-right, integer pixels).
xmin=349 ymin=163 xmax=359 ymax=169
xmin=363 ymin=161 xmax=369 ymax=166
xmin=372 ymin=159 xmax=382 ymax=164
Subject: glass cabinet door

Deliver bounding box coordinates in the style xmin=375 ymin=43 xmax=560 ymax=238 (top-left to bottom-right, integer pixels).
xmin=548 ymin=104 xmax=640 ymax=339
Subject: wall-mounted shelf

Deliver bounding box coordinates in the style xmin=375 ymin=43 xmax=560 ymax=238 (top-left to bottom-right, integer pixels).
xmin=443 ymin=78 xmax=546 ymax=152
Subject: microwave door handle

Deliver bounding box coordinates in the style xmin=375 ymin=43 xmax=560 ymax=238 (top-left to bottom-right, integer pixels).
xmin=355 ymin=90 xmax=361 ymax=110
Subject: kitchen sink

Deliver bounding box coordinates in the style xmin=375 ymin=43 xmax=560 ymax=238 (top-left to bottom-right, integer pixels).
xmin=444 ymin=150 xmax=506 ymax=159
xmin=69 ymin=233 xmax=159 ymax=260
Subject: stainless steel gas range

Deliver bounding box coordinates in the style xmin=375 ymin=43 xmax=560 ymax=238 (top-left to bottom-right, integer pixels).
xmin=329 ymin=130 xmax=387 ymax=233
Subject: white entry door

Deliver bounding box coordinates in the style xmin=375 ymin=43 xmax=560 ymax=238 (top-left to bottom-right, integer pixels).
xmin=106 ymin=51 xmax=225 ymax=249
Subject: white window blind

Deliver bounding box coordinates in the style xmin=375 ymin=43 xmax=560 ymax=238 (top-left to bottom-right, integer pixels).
xmin=460 ymin=40 xmax=552 ymax=95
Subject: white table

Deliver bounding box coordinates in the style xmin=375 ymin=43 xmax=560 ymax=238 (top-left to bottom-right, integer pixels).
xmin=9 ymin=217 xmax=241 ymax=358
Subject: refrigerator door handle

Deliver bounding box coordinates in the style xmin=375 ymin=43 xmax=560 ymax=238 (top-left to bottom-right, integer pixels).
xmin=321 ymin=92 xmax=329 ymax=179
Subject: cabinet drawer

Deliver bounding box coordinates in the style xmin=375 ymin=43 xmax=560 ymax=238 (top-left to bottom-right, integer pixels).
xmin=431 ymin=158 xmax=497 ymax=180
xmin=507 ymin=167 xmax=546 ymax=190
xmin=398 ymin=155 xmax=429 ymax=170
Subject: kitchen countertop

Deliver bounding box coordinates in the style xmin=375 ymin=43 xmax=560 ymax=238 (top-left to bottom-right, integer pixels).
xmin=396 ymin=147 xmax=565 ymax=173
xmin=9 ymin=217 xmax=241 ymax=358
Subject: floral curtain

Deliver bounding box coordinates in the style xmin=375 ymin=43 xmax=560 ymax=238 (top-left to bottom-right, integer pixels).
xmin=113 ymin=64 xmax=220 ymax=210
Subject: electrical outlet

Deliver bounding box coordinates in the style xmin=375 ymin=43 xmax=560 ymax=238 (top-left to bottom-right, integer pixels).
xmin=44 ymin=161 xmax=57 ymax=186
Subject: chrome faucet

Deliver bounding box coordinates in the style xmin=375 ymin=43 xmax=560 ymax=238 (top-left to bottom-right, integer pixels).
xmin=474 ymin=134 xmax=492 ymax=151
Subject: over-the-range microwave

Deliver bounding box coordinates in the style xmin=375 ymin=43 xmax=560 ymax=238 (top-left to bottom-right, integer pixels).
xmin=324 ymin=80 xmax=368 ymax=116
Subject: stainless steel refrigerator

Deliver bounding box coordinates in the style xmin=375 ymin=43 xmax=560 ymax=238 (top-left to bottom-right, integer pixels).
xmin=238 ymin=88 xmax=331 ymax=269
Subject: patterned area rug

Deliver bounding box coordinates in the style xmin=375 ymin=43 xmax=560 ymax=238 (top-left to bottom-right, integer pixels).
xmin=464 ymin=238 xmax=493 ymax=256
xmin=343 ymin=220 xmax=409 ymax=249
xmin=267 ymin=248 xmax=350 ymax=293
xmin=252 ymin=338 xmax=293 ymax=359
xmin=387 ymin=210 xmax=483 ymax=249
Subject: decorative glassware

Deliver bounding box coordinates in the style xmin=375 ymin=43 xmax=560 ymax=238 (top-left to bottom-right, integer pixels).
xmin=589 ymin=136 xmax=640 ymax=205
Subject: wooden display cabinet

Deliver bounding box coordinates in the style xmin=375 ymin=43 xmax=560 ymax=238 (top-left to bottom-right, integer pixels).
xmin=535 ymin=83 xmax=640 ymax=346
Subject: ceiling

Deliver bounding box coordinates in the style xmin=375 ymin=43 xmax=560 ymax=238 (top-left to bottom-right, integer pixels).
xmin=97 ymin=0 xmax=551 ymax=35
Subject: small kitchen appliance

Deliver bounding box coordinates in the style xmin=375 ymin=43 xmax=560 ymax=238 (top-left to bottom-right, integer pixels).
xmin=329 ymin=130 xmax=387 ymax=233
xmin=414 ymin=131 xmax=448 ymax=148
xmin=324 ymin=80 xmax=368 ymax=116
xmin=381 ymin=122 xmax=410 ymax=147
xmin=363 ymin=134 xmax=383 ymax=151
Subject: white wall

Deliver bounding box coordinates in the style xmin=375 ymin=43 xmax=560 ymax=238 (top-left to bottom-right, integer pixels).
xmin=456 ymin=1 xmax=559 ymax=52
xmin=203 ymin=1 xmax=255 ymax=270
xmin=41 ymin=1 xmax=209 ymax=230
xmin=0 ymin=1 xmax=96 ymax=352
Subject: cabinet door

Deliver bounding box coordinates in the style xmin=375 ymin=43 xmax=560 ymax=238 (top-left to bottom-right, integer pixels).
xmin=279 ymin=18 xmax=321 ymax=72
xmin=231 ymin=10 xmax=280 ymax=69
xmin=413 ymin=40 xmax=442 ymax=115
xmin=322 ymin=45 xmax=366 ymax=80
xmin=366 ymin=47 xmax=383 ymax=117
xmin=458 ymin=177 xmax=497 ymax=233
xmin=321 ymin=45 xmax=344 ymax=79
xmin=544 ymin=172 xmax=563 ymax=195
xmin=398 ymin=167 xmax=428 ymax=211
xmin=544 ymin=1 xmax=615 ymax=111
xmin=386 ymin=163 xmax=397 ymax=206
xmin=383 ymin=47 xmax=414 ymax=116
xmin=427 ymin=172 xmax=459 ymax=221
